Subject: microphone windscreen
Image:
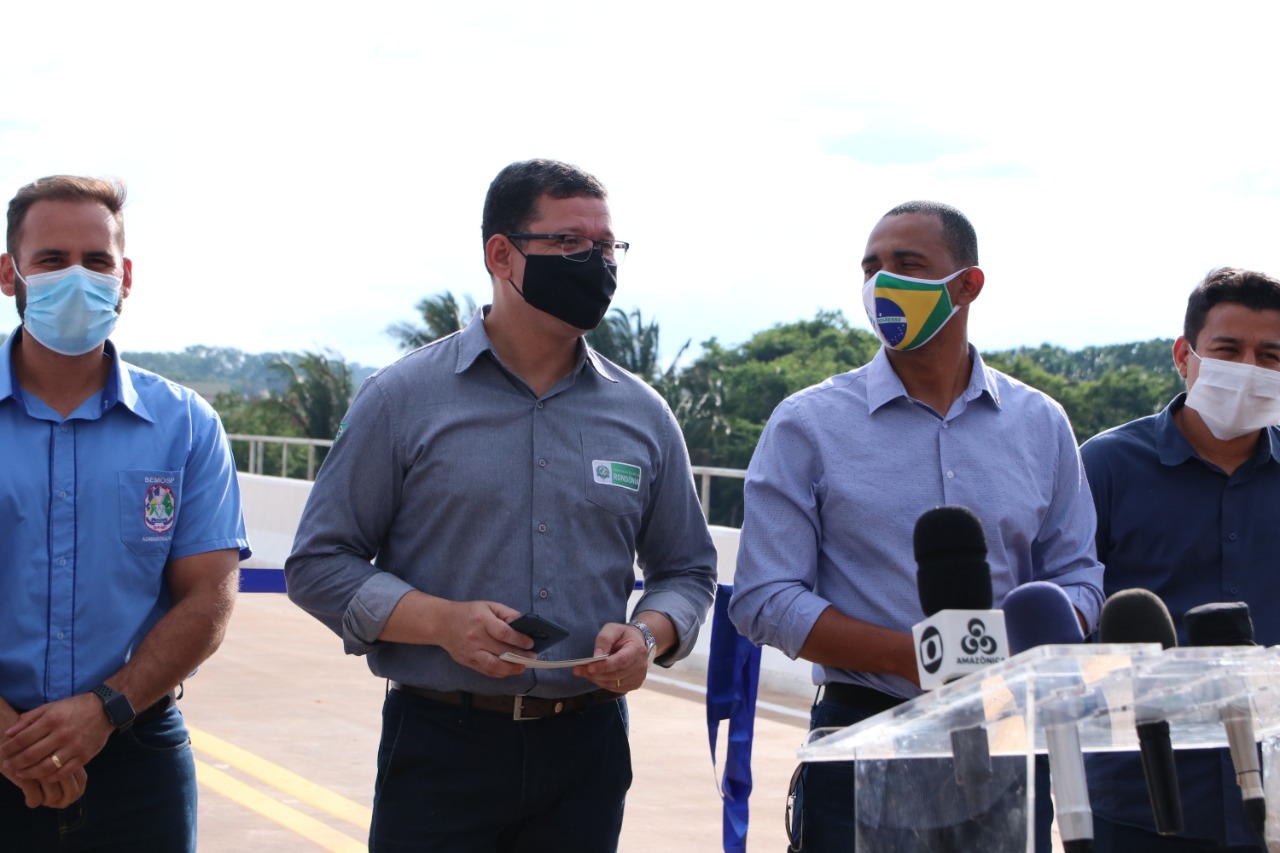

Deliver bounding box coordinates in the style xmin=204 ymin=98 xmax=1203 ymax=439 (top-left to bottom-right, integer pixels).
xmin=1185 ymin=601 xmax=1256 ymax=647
xmin=1098 ymin=588 xmax=1177 ymax=649
xmin=914 ymin=505 xmax=992 ymax=616
xmin=1002 ymin=581 xmax=1084 ymax=654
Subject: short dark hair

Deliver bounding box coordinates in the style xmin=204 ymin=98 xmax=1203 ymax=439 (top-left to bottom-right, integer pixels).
xmin=481 ymin=159 xmax=607 ymax=246
xmin=883 ymin=200 xmax=978 ymax=267
xmin=7 ymin=175 xmax=127 ymax=260
xmin=1184 ymin=267 xmax=1280 ymax=348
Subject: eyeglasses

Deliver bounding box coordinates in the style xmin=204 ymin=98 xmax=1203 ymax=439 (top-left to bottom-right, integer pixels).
xmin=506 ymin=233 xmax=629 ymax=265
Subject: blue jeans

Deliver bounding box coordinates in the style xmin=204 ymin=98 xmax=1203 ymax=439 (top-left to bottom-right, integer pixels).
xmin=0 ymin=705 xmax=196 ymax=852
xmin=370 ymin=688 xmax=633 ymax=852
xmin=789 ymin=688 xmax=1053 ymax=852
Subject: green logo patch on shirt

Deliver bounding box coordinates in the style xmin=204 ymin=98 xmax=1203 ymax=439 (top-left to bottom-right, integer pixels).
xmin=592 ymin=459 xmax=642 ymax=491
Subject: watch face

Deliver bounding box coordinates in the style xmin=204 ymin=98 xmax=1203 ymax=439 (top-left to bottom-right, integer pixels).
xmin=94 ymin=686 xmax=136 ymax=728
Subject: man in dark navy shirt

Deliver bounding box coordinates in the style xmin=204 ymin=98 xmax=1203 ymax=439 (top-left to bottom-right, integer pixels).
xmin=1082 ymin=267 xmax=1280 ymax=852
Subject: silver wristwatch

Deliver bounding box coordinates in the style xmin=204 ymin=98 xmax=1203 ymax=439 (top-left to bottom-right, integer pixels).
xmin=628 ymin=619 xmax=657 ymax=663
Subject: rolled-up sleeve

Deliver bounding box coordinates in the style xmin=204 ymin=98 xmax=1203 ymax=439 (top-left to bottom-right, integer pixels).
xmin=632 ymin=409 xmax=717 ymax=665
xmin=285 ymin=376 xmax=414 ymax=655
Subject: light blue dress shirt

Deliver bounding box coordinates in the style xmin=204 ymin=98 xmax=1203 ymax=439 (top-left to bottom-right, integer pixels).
xmin=729 ymin=346 xmax=1104 ymax=699
xmin=0 ymin=330 xmax=250 ymax=710
xmin=285 ymin=311 xmax=717 ymax=698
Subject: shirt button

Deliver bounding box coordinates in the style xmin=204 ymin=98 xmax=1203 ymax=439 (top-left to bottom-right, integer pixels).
xmin=942 ymin=422 xmax=949 ymax=429
xmin=57 ymin=632 xmax=65 ymax=640
xmin=536 ymin=401 xmax=545 ymax=410
xmin=1228 ymin=532 xmax=1238 ymax=541
xmin=59 ymin=558 xmax=67 ymax=567
xmin=59 ymin=425 xmax=68 ymax=433
xmin=537 ymin=523 xmax=547 ymax=533
xmin=1230 ymin=587 xmax=1239 ymax=594
xmin=538 ymin=459 xmax=547 ymax=468
xmin=538 ymin=589 xmax=549 ymax=599
xmin=59 ymin=490 xmax=67 ymax=499
xmin=946 ymin=470 xmax=955 ymax=479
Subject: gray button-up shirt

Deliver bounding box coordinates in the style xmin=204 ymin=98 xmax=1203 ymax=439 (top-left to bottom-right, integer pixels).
xmin=286 ymin=311 xmax=717 ymax=697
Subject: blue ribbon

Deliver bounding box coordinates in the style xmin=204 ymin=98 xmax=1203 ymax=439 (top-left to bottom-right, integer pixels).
xmin=705 ymin=584 xmax=762 ymax=853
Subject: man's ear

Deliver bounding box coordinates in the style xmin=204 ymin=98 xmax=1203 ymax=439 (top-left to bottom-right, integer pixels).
xmin=485 ymin=234 xmax=517 ymax=283
xmin=953 ymin=266 xmax=985 ymax=306
xmin=1172 ymin=336 xmax=1192 ymax=380
xmin=121 ymin=257 xmax=133 ymax=301
xmin=0 ymin=254 xmax=15 ymax=297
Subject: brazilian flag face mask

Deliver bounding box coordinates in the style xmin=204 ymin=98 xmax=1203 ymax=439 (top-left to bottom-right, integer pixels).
xmin=862 ymin=267 xmax=967 ymax=351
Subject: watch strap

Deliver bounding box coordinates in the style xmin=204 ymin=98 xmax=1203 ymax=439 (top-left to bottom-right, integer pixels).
xmin=627 ymin=619 xmax=658 ymax=663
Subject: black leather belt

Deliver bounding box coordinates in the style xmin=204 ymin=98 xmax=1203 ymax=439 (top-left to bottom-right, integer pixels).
xmin=135 ymin=690 xmax=179 ymax=726
xmin=819 ymin=682 xmax=906 ymax=715
xmin=390 ymin=683 xmax=622 ymax=721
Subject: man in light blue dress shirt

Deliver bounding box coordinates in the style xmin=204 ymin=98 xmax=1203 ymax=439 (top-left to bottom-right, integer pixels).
xmin=729 ymin=201 xmax=1104 ymax=851
xmin=0 ymin=175 xmax=250 ymax=851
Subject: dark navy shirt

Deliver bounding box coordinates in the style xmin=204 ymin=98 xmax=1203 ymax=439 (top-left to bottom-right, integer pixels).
xmin=1081 ymin=393 xmax=1280 ymax=845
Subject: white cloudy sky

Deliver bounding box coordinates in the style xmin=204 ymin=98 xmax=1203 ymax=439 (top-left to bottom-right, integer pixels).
xmin=2 ymin=2 xmax=1278 ymax=369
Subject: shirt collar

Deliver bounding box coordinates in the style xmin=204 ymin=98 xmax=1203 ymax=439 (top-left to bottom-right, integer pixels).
xmin=454 ymin=307 xmax=618 ymax=384
xmin=867 ymin=344 xmax=1001 ymax=414
xmin=0 ymin=327 xmax=150 ymax=421
xmin=1157 ymin=392 xmax=1280 ymax=468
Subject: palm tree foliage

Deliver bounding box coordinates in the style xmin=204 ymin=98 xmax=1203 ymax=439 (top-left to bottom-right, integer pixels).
xmin=386 ymin=292 xmax=479 ymax=351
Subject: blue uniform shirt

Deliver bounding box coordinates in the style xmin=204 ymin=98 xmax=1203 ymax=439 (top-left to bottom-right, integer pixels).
xmin=729 ymin=346 xmax=1104 ymax=699
xmin=1082 ymin=394 xmax=1280 ymax=845
xmin=0 ymin=329 xmax=250 ymax=710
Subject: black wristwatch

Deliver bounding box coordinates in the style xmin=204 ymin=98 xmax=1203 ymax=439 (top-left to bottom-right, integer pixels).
xmin=91 ymin=684 xmax=136 ymax=731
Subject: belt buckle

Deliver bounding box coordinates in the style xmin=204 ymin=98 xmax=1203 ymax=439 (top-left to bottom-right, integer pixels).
xmin=513 ymin=695 xmax=535 ymax=721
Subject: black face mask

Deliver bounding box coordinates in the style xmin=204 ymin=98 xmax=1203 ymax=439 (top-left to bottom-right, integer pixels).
xmin=509 ymin=250 xmax=617 ymax=331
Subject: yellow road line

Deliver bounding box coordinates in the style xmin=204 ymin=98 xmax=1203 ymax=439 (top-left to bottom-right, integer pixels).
xmin=189 ymin=726 xmax=373 ymax=829
xmin=195 ymin=760 xmax=366 ymax=853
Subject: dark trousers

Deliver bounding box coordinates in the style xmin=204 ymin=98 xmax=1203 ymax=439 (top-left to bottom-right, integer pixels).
xmin=789 ymin=685 xmax=1053 ymax=852
xmin=1093 ymin=815 xmax=1266 ymax=852
xmin=0 ymin=705 xmax=196 ymax=853
xmin=370 ymin=688 xmax=633 ymax=853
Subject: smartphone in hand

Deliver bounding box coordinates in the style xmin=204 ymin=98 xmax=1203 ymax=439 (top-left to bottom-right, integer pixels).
xmin=508 ymin=613 xmax=570 ymax=653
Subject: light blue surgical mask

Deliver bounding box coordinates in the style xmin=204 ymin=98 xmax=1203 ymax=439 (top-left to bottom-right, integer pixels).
xmin=16 ymin=264 xmax=123 ymax=356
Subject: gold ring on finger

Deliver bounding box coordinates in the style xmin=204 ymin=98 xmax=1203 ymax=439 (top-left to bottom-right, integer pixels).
xmin=50 ymin=754 xmax=63 ymax=769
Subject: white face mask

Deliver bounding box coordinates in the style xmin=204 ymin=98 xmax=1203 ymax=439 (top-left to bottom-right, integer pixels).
xmin=1184 ymin=349 xmax=1280 ymax=440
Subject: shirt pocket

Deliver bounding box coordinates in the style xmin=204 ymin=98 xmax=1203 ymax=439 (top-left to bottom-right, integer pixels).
xmin=118 ymin=470 xmax=184 ymax=557
xmin=580 ymin=435 xmax=648 ymax=517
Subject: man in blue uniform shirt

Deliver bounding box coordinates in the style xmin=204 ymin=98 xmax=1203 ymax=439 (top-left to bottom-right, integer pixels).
xmin=286 ymin=159 xmax=716 ymax=852
xmin=1083 ymin=267 xmax=1280 ymax=852
xmin=729 ymin=201 xmax=1104 ymax=851
xmin=0 ymin=175 xmax=250 ymax=852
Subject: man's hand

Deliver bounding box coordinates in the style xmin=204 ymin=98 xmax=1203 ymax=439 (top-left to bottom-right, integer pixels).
xmin=573 ymin=612 xmax=676 ymax=693
xmin=382 ymin=592 xmax=581 ymax=677
xmin=1 ymin=695 xmax=113 ymax=786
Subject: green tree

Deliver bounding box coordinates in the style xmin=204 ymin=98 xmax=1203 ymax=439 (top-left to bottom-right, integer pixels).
xmin=271 ymin=349 xmax=354 ymax=442
xmin=666 ymin=311 xmax=880 ymax=525
xmin=386 ymin=291 xmax=478 ymax=351
xmin=587 ymin=307 xmax=690 ymax=386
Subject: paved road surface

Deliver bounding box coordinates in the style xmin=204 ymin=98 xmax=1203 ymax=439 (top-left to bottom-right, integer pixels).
xmin=182 ymin=593 xmax=810 ymax=852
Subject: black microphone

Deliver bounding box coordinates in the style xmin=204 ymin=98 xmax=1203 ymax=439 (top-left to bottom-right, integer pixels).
xmin=1003 ymin=581 xmax=1091 ymax=852
xmin=1099 ymin=589 xmax=1182 ymax=835
xmin=1185 ymin=602 xmax=1266 ymax=839
xmin=912 ymin=506 xmax=1005 ymax=820
xmin=911 ymin=506 xmax=1007 ymax=689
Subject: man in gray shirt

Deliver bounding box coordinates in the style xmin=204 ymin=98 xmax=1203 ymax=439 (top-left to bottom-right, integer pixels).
xmin=286 ymin=158 xmax=716 ymax=852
